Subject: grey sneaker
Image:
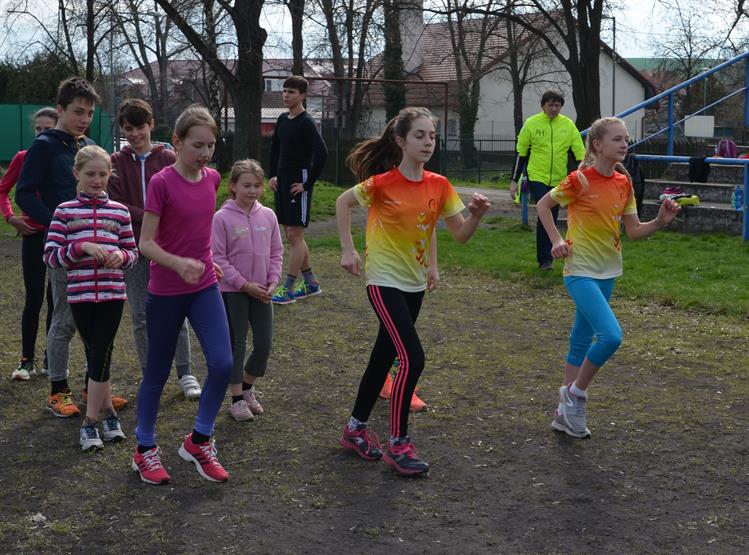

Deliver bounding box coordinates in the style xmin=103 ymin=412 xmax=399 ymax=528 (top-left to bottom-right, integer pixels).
xmin=242 ymin=387 xmax=264 ymax=415
xmin=102 ymin=413 xmax=126 ymax=442
xmin=179 ymin=374 xmax=202 ymax=400
xmin=551 ymin=386 xmax=591 ymax=438
xmin=80 ymin=424 xmax=104 ymax=451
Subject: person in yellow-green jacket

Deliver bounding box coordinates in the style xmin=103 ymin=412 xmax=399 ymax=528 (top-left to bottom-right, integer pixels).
xmin=509 ymin=90 xmax=585 ymax=270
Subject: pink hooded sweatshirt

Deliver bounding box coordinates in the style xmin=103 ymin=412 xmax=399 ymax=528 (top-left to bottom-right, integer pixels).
xmin=212 ymin=199 xmax=284 ymax=293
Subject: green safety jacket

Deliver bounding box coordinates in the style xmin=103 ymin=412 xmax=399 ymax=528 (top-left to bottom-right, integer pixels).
xmin=515 ymin=112 xmax=585 ymax=187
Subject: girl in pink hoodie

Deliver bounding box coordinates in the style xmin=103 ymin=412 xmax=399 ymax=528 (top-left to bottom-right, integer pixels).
xmin=212 ymin=159 xmax=284 ymax=421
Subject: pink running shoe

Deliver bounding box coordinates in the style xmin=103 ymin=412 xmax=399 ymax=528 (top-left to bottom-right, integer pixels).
xmin=242 ymin=388 xmax=264 ymax=415
xmin=131 ymin=447 xmax=171 ymax=485
xmin=178 ymin=433 xmax=229 ymax=483
xmin=339 ymin=426 xmax=383 ymax=461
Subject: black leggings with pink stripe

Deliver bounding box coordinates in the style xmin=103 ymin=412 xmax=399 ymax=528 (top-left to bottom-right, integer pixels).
xmin=352 ymin=285 xmax=425 ymax=439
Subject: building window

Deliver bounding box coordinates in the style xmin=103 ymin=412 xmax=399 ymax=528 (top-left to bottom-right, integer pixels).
xmin=265 ymin=79 xmax=272 ymax=92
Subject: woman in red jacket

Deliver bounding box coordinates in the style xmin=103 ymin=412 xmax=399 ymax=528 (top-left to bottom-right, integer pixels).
xmin=1 ymin=107 xmax=59 ymax=380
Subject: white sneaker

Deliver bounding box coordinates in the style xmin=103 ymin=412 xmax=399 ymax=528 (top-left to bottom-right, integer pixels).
xmin=80 ymin=424 xmax=103 ymax=451
xmin=229 ymin=399 xmax=254 ymax=421
xmin=179 ymin=374 xmax=202 ymax=400
xmin=551 ymin=386 xmax=591 ymax=438
xmin=11 ymin=360 xmax=35 ymax=381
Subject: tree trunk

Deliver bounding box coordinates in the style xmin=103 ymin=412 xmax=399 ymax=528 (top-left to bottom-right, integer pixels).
xmin=506 ymin=19 xmax=524 ymax=136
xmin=383 ymin=0 xmax=406 ymax=121
xmin=86 ymin=0 xmax=96 ymax=82
xmin=288 ymin=0 xmax=304 ymax=75
xmin=572 ymin=3 xmax=602 ymax=129
xmin=457 ymin=82 xmax=480 ymax=168
xmin=231 ymin=0 xmax=266 ymax=160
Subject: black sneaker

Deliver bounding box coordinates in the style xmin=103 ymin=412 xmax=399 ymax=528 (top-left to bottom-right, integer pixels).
xmin=383 ymin=438 xmax=429 ymax=475
xmin=339 ymin=426 xmax=383 ymax=460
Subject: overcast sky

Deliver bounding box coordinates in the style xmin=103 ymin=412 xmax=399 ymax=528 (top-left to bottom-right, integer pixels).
xmin=0 ymin=0 xmax=731 ymax=62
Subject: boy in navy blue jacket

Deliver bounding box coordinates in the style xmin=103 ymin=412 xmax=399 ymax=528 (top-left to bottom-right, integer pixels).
xmin=16 ymin=77 xmax=111 ymax=418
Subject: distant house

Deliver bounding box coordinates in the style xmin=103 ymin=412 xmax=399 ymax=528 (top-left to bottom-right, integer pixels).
xmin=359 ymin=2 xmax=656 ymax=141
xmin=119 ymin=58 xmax=330 ymax=133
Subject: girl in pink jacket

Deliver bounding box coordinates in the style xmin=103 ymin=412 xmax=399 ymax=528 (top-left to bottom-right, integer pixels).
xmin=212 ymin=159 xmax=283 ymax=421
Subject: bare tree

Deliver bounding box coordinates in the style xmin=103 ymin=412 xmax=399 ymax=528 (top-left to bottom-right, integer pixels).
xmin=154 ymin=0 xmax=268 ymax=160
xmin=430 ymin=0 xmax=607 ymax=129
xmin=650 ymin=1 xmax=724 ymax=117
xmin=6 ymin=0 xmax=112 ymax=81
xmin=111 ymin=2 xmax=188 ymax=125
xmin=499 ymin=15 xmax=562 ymax=136
xmin=312 ymin=0 xmax=380 ymax=137
xmin=442 ymin=0 xmax=505 ymax=166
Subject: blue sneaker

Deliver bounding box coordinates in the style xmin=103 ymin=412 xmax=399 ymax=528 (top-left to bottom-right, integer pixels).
xmin=271 ymin=286 xmax=296 ymax=305
xmin=292 ymin=281 xmax=322 ymax=300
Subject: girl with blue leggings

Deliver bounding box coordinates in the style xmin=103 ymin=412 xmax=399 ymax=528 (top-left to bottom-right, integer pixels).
xmin=536 ymin=117 xmax=681 ymax=438
xmin=132 ymin=106 xmax=232 ymax=484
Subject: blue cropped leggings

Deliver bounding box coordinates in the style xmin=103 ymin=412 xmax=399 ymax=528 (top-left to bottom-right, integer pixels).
xmin=135 ymin=284 xmax=232 ymax=447
xmin=564 ymin=276 xmax=622 ymax=368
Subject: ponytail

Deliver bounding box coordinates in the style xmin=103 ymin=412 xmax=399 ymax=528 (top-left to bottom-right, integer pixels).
xmin=347 ymin=107 xmax=437 ymax=182
xmin=576 ymin=116 xmax=629 ymax=192
xmin=346 ymin=118 xmax=402 ymax=182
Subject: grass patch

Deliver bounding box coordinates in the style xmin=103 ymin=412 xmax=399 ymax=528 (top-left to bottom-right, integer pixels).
xmin=311 ymin=215 xmax=749 ymax=316
xmin=448 ymin=176 xmax=511 ymax=190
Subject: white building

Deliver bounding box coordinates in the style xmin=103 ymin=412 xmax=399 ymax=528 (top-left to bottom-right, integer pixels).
xmin=360 ymin=5 xmax=656 ymax=142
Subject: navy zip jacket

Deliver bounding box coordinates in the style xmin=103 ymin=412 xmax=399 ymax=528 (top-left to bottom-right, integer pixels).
xmin=16 ymin=129 xmax=95 ymax=228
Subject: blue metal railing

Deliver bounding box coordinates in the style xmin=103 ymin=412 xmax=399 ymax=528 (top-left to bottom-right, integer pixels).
xmin=609 ymin=51 xmax=749 ymax=154
xmin=635 ymin=154 xmax=749 ymax=240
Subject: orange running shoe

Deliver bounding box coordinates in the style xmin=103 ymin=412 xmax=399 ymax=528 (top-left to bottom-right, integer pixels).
xmin=410 ymin=392 xmax=427 ymax=412
xmin=379 ymin=373 xmax=393 ymax=399
xmin=81 ymin=389 xmax=129 ymax=411
xmin=47 ymin=391 xmax=81 ymax=418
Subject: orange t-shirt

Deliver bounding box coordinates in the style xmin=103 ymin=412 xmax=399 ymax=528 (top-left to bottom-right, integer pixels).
xmin=550 ymin=167 xmax=637 ymax=278
xmin=353 ymin=168 xmax=465 ymax=291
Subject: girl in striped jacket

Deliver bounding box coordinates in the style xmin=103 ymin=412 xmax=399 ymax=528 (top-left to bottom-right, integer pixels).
xmin=44 ymin=145 xmax=138 ymax=451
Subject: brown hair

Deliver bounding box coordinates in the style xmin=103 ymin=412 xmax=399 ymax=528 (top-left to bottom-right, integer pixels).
xmin=229 ymin=159 xmax=265 ymax=199
xmin=283 ymin=75 xmax=308 ymax=94
xmin=57 ymin=77 xmax=100 ymax=109
xmin=576 ymin=117 xmax=632 ymax=191
xmin=346 ymin=107 xmax=436 ymax=182
xmin=541 ymin=89 xmax=565 ymax=107
xmin=173 ymin=105 xmax=218 ymax=139
xmin=74 ymin=145 xmax=112 ymax=172
xmin=118 ymin=98 xmax=154 ymax=126
xmin=33 ymin=107 xmax=58 ymax=122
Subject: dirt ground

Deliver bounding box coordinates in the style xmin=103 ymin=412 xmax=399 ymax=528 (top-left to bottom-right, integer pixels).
xmin=0 ymin=202 xmax=747 ymax=553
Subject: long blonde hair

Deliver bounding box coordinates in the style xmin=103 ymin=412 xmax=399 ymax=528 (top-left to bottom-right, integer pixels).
xmin=346 ymin=107 xmax=437 ymax=182
xmin=576 ymin=117 xmax=632 ymax=191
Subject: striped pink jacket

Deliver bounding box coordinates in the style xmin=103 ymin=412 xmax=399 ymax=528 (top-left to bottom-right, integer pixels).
xmin=43 ymin=192 xmax=138 ymax=303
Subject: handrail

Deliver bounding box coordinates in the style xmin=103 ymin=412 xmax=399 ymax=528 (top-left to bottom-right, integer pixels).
xmin=615 ymin=51 xmax=749 ymax=120
xmin=629 ymin=88 xmax=747 ymax=149
xmin=632 ymin=155 xmax=749 ymax=165
xmin=632 ymin=154 xmax=749 ymax=240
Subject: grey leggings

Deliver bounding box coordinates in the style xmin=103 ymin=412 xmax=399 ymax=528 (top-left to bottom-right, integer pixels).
xmin=124 ymin=256 xmax=192 ymax=376
xmin=222 ymin=292 xmax=273 ymax=384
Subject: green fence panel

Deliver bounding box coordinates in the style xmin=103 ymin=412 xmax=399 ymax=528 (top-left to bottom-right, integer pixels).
xmin=0 ymin=104 xmax=114 ymax=163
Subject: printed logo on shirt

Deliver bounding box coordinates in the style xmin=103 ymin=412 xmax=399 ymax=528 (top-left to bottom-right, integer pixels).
xmin=253 ymin=225 xmax=269 ymax=233
xmin=232 ymin=225 xmax=249 ymax=239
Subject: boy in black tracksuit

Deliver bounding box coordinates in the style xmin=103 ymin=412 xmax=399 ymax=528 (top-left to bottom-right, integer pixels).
xmin=269 ymin=75 xmax=328 ymax=304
